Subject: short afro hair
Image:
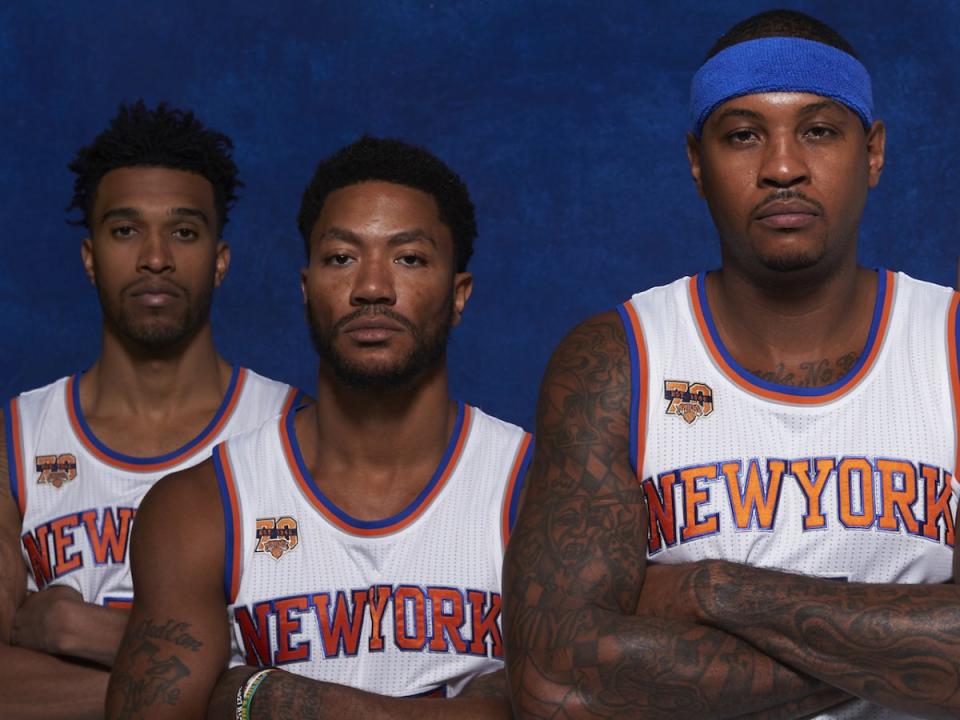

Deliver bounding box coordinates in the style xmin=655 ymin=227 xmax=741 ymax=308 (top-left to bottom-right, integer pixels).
xmin=297 ymin=136 xmax=477 ymax=273
xmin=706 ymin=9 xmax=860 ymax=61
xmin=67 ymin=100 xmax=241 ymax=233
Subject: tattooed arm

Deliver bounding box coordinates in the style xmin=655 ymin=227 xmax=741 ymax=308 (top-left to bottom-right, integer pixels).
xmin=652 ymin=553 xmax=960 ymax=718
xmin=106 ymin=460 xmax=232 ymax=720
xmin=0 ymin=410 xmax=112 ymax=719
xmin=503 ymin=312 xmax=846 ymax=720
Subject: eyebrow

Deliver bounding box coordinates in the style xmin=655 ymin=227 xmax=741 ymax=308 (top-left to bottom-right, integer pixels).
xmin=315 ymin=227 xmax=438 ymax=248
xmin=99 ymin=206 xmax=211 ymax=226
xmin=714 ymin=100 xmax=849 ymax=125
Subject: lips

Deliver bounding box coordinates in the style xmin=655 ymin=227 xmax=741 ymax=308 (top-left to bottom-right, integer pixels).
xmin=339 ymin=315 xmax=406 ymax=342
xmin=125 ymin=280 xmax=183 ymax=308
xmin=753 ymin=199 xmax=821 ymax=230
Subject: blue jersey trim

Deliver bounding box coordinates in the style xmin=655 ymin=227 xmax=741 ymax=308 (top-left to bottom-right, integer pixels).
xmin=695 ymin=270 xmax=888 ymax=397
xmin=507 ymin=437 xmax=535 ymax=533
xmin=4 ymin=398 xmax=20 ymax=515
xmin=286 ymin=401 xmax=466 ymax=531
xmin=212 ymin=444 xmax=236 ymax=603
xmin=616 ymin=303 xmax=641 ymax=476
xmin=70 ymin=366 xmax=241 ymax=466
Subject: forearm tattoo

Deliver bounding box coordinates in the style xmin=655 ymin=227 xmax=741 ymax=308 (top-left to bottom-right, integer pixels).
xmin=698 ymin=561 xmax=960 ymax=716
xmin=111 ymin=618 xmax=202 ymax=719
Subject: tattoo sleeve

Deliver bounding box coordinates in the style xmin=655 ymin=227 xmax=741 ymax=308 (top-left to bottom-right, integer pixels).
xmin=503 ymin=313 xmax=847 ymax=719
xmin=687 ymin=559 xmax=960 ymax=718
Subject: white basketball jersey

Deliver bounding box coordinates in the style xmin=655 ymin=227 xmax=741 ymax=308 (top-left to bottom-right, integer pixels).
xmin=215 ymin=402 xmax=532 ymax=698
xmin=5 ymin=367 xmax=300 ymax=608
xmin=620 ymin=270 xmax=958 ymax=720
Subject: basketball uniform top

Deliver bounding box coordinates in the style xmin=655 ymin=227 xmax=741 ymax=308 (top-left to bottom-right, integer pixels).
xmin=215 ymin=402 xmax=532 ymax=698
xmin=619 ymin=269 xmax=959 ymax=720
xmin=5 ymin=367 xmax=301 ymax=608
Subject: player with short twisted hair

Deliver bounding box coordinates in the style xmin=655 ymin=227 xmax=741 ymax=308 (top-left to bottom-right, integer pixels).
xmin=505 ymin=9 xmax=959 ymax=719
xmin=0 ymin=100 xmax=298 ymax=719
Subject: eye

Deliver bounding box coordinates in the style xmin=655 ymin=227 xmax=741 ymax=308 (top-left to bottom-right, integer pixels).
xmin=395 ymin=253 xmax=425 ymax=267
xmin=173 ymin=227 xmax=199 ymax=240
xmin=804 ymin=125 xmax=837 ymax=140
xmin=726 ymin=129 xmax=760 ymax=145
xmin=110 ymin=225 xmax=138 ymax=238
xmin=325 ymin=253 xmax=353 ymax=266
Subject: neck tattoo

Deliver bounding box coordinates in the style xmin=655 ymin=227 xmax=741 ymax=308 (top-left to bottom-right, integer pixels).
xmin=751 ymin=351 xmax=860 ymax=388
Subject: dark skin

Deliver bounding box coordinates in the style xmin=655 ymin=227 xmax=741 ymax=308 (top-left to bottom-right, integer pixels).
xmin=505 ymin=92 xmax=959 ymax=718
xmin=0 ymin=167 xmax=234 ymax=719
xmin=107 ymin=182 xmax=511 ymax=720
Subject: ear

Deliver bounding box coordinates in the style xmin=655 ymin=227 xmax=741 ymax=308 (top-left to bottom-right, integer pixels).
xmin=214 ymin=241 xmax=231 ymax=287
xmin=80 ymin=238 xmax=96 ymax=285
xmin=300 ymin=266 xmax=309 ymax=305
xmin=865 ymin=120 xmax=886 ymax=188
xmin=451 ymin=272 xmax=473 ymax=327
xmin=685 ymin=132 xmax=706 ymax=198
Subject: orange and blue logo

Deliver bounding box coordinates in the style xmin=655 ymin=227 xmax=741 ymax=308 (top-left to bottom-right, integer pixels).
xmin=35 ymin=453 xmax=77 ymax=488
xmin=664 ymin=380 xmax=714 ymax=425
xmin=255 ymin=516 xmax=299 ymax=559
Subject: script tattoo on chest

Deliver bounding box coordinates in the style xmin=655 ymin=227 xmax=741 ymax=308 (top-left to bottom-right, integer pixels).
xmin=752 ymin=351 xmax=859 ymax=387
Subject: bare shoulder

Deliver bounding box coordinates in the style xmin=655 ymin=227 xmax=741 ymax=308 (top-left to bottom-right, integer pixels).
xmin=532 ymin=308 xmax=633 ymax=486
xmin=133 ymin=457 xmax=223 ymax=570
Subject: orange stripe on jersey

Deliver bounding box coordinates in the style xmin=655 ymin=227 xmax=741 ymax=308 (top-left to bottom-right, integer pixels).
xmin=214 ymin=443 xmax=243 ymax=603
xmin=689 ymin=271 xmax=895 ymax=405
xmin=949 ymin=292 xmax=960 ymax=476
xmin=281 ymin=404 xmax=473 ymax=537
xmin=620 ymin=301 xmax=650 ymax=476
xmin=66 ymin=368 xmax=248 ymax=472
xmin=501 ymin=432 xmax=533 ymax=547
xmin=6 ymin=397 xmax=26 ymax=516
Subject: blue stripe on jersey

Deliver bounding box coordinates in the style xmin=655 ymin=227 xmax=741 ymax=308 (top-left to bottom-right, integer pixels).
xmin=212 ymin=443 xmax=236 ymax=603
xmin=4 ymin=398 xmax=20 ymax=515
xmin=616 ymin=303 xmax=641 ymax=477
xmin=285 ymin=401 xmax=466 ymax=531
xmin=507 ymin=436 xmax=535 ymax=533
xmin=695 ymin=269 xmax=888 ymax=397
xmin=70 ymin=366 xmax=241 ymax=465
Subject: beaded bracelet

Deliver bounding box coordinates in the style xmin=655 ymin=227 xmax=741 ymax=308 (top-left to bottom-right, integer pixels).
xmin=235 ymin=668 xmax=276 ymax=720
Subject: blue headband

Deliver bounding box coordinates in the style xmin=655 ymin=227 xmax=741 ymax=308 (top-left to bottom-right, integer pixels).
xmin=690 ymin=37 xmax=874 ymax=136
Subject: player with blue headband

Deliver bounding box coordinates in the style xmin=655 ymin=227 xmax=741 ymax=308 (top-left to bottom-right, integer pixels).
xmin=507 ymin=9 xmax=959 ymax=720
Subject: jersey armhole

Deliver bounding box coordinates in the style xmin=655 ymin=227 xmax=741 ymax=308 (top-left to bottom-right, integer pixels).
xmin=500 ymin=432 xmax=534 ymax=549
xmin=615 ymin=302 xmax=649 ymax=481
xmin=213 ymin=442 xmax=242 ymax=604
xmin=948 ymin=293 xmax=960 ymax=487
xmin=4 ymin=397 xmax=26 ymax=517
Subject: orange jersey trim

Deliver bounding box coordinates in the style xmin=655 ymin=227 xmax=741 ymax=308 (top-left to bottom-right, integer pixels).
xmin=6 ymin=397 xmax=26 ymax=516
xmin=948 ymin=292 xmax=960 ymax=476
xmin=213 ymin=442 xmax=243 ymax=604
xmin=689 ymin=270 xmax=895 ymax=405
xmin=281 ymin=403 xmax=472 ymax=538
xmin=501 ymin=432 xmax=534 ymax=546
xmin=66 ymin=367 xmax=248 ymax=473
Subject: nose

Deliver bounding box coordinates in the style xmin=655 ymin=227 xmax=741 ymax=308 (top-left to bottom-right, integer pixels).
xmin=350 ymin=255 xmax=396 ymax=306
xmin=137 ymin=230 xmax=175 ymax=274
xmin=759 ymin=133 xmax=809 ymax=189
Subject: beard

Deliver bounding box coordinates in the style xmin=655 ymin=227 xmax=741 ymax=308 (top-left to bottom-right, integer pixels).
xmin=98 ymin=278 xmax=213 ymax=352
xmin=307 ymin=298 xmax=453 ymax=390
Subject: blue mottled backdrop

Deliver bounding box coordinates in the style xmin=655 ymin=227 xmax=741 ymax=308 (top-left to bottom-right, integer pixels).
xmin=1 ymin=1 xmax=958 ymax=430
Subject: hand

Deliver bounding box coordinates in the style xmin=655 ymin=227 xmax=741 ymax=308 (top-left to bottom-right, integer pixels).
xmin=11 ymin=584 xmax=83 ymax=655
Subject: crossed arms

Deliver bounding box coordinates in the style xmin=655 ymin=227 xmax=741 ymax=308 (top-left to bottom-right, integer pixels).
xmin=502 ymin=311 xmax=960 ymax=719
xmin=105 ymin=459 xmax=511 ymax=720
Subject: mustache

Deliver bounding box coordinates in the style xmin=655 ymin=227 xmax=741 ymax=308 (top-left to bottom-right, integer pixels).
xmin=751 ymin=189 xmax=826 ymax=217
xmin=332 ymin=306 xmax=418 ymax=335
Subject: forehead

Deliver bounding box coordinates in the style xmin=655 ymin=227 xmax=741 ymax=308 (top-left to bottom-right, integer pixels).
xmin=92 ymin=167 xmax=216 ymax=221
xmin=706 ymin=91 xmax=859 ymax=126
xmin=312 ymin=181 xmax=447 ymax=239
